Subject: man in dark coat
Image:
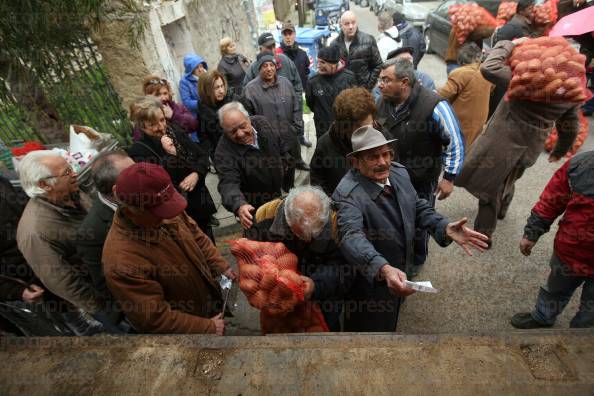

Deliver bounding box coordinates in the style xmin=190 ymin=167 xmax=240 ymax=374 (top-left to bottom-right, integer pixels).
xmin=246 ymin=186 xmax=353 ymax=331
xmin=76 ymin=150 xmax=134 ymax=326
xmin=306 ymin=46 xmax=357 ymax=138
xmin=215 ymin=102 xmax=290 ymax=230
xmin=455 ymin=39 xmax=579 ymax=246
xmin=392 ymin=12 xmax=426 ymax=68
xmin=492 ymin=0 xmax=536 ymax=45
xmin=332 ymin=126 xmax=488 ymax=332
xmin=376 ymin=58 xmax=465 ymax=274
xmin=331 ymin=11 xmax=383 ymax=90
xmin=243 ymin=52 xmax=309 ymax=181
xmin=278 ymin=22 xmax=310 ymax=90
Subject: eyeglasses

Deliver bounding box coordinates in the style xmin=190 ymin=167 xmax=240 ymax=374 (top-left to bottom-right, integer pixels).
xmin=42 ymin=165 xmax=75 ymax=180
xmin=147 ymin=79 xmax=167 ymax=86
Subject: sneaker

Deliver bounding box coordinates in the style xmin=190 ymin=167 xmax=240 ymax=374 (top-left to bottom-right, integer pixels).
xmin=510 ymin=312 xmax=553 ymax=329
xmin=299 ymin=138 xmax=313 ymax=148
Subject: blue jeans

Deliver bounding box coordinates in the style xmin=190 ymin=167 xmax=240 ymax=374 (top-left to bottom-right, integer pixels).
xmin=531 ymin=253 xmax=594 ymax=328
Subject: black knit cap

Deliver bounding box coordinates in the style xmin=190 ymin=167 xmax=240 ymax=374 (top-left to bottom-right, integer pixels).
xmin=318 ymin=46 xmax=340 ymax=63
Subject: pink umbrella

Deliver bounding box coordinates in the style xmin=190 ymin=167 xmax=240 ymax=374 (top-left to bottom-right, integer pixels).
xmin=549 ymin=5 xmax=594 ymax=37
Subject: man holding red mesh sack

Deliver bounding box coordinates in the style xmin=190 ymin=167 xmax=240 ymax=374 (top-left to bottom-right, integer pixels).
xmin=455 ymin=37 xmax=583 ymax=247
xmin=229 ymin=235 xmax=329 ymax=334
xmin=246 ymin=186 xmax=352 ymax=332
xmin=445 ymin=3 xmax=496 ymax=74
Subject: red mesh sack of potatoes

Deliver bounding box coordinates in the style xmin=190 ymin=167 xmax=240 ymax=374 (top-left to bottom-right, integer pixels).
xmin=229 ymin=238 xmax=304 ymax=315
xmin=505 ymin=36 xmax=592 ymax=103
xmin=532 ymin=0 xmax=558 ymax=26
xmin=544 ymin=110 xmax=589 ymax=158
xmin=496 ymin=1 xmax=517 ymax=26
xmin=260 ymin=301 xmax=329 ymax=335
xmin=449 ymin=3 xmax=497 ymax=44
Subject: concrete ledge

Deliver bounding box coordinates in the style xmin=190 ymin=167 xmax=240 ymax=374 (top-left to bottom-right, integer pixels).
xmin=2 ymin=330 xmax=593 ymax=395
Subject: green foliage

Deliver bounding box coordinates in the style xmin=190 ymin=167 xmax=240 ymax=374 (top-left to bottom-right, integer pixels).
xmin=0 ymin=0 xmax=146 ymax=55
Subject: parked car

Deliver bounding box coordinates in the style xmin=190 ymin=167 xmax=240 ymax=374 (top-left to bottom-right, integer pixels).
xmin=424 ymin=0 xmax=500 ymax=58
xmin=315 ymin=0 xmax=350 ymax=28
xmin=372 ymin=0 xmax=442 ymax=30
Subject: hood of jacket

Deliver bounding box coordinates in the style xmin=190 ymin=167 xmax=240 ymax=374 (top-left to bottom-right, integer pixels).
xmin=383 ymin=26 xmax=399 ymax=39
xmin=183 ymin=54 xmax=207 ymax=80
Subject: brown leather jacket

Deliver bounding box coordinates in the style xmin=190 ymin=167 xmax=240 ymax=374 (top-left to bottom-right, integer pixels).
xmin=102 ymin=210 xmax=230 ymax=334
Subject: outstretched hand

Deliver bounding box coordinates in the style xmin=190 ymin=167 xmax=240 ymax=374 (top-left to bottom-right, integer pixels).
xmin=446 ymin=217 xmax=490 ymax=256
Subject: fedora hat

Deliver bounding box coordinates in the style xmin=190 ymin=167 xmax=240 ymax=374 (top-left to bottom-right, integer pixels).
xmin=347 ymin=125 xmax=397 ymax=157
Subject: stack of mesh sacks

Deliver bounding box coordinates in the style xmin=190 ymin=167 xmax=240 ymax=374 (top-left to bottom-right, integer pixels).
xmin=449 ymin=3 xmax=497 ymax=44
xmin=495 ymin=1 xmax=517 ymax=26
xmin=229 ymin=238 xmax=328 ymax=334
xmin=533 ymin=0 xmax=559 ymax=26
xmin=506 ymin=36 xmax=590 ymax=103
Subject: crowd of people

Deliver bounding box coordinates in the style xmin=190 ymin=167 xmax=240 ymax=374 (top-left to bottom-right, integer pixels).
xmin=1 ymin=2 xmax=593 ymax=336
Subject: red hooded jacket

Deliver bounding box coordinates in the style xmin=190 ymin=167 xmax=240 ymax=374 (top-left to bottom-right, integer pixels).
xmin=524 ymin=151 xmax=594 ymax=277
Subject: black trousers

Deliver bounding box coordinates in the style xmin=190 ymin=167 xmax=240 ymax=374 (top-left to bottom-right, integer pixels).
xmin=343 ymin=273 xmax=402 ymax=332
xmin=411 ymin=179 xmax=437 ymax=267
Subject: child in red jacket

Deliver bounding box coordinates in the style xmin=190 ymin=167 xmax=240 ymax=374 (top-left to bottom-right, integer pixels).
xmin=512 ymin=150 xmax=594 ymax=329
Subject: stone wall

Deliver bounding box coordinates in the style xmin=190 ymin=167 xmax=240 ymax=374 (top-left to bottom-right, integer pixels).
xmin=92 ymin=0 xmax=259 ymax=112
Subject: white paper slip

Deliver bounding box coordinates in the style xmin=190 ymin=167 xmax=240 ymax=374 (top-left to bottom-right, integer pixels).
xmin=404 ymin=280 xmax=438 ymax=293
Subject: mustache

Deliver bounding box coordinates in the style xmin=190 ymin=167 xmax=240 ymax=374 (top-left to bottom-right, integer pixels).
xmin=373 ymin=166 xmax=389 ymax=173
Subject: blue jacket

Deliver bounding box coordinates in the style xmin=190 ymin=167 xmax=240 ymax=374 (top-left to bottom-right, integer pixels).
xmin=179 ymin=54 xmax=207 ymax=115
xmin=332 ymin=163 xmax=451 ymax=283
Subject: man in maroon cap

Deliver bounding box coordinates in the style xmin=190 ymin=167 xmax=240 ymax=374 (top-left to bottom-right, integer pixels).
xmin=102 ymin=162 xmax=236 ymax=335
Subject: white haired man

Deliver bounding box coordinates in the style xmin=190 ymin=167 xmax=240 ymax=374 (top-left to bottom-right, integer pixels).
xmin=248 ymin=186 xmax=353 ymax=331
xmin=215 ymin=101 xmax=291 ymax=230
xmin=16 ymin=151 xmax=105 ymax=333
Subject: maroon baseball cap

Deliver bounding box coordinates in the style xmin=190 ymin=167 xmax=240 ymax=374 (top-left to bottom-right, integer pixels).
xmin=114 ymin=162 xmax=187 ymax=219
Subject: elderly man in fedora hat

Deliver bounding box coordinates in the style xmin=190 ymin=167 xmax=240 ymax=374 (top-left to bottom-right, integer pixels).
xmin=332 ymin=126 xmax=488 ymax=332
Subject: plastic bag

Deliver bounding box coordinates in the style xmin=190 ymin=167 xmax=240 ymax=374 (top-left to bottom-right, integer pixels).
xmin=544 ymin=110 xmax=589 ymax=157
xmin=449 ymin=3 xmax=497 ymax=44
xmin=505 ymin=36 xmax=591 ymax=103
xmin=229 ymin=238 xmax=304 ymax=316
xmin=260 ymin=301 xmax=329 ymax=335
xmin=496 ymin=1 xmax=517 ymax=26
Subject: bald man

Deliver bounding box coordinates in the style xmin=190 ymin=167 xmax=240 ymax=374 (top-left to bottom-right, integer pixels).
xmin=330 ymin=11 xmax=383 ymax=90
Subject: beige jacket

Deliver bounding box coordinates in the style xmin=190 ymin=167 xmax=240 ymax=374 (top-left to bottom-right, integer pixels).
xmin=16 ymin=197 xmax=103 ymax=313
xmin=438 ymin=62 xmax=494 ymax=147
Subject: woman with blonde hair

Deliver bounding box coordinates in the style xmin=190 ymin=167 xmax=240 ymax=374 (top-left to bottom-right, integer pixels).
xmin=128 ymin=96 xmax=217 ymax=241
xmin=217 ymin=37 xmax=250 ymax=95
xmin=133 ymin=75 xmax=199 ymax=142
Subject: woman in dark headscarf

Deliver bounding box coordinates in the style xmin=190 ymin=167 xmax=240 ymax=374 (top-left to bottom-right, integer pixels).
xmin=127 ymin=96 xmax=217 ymax=241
